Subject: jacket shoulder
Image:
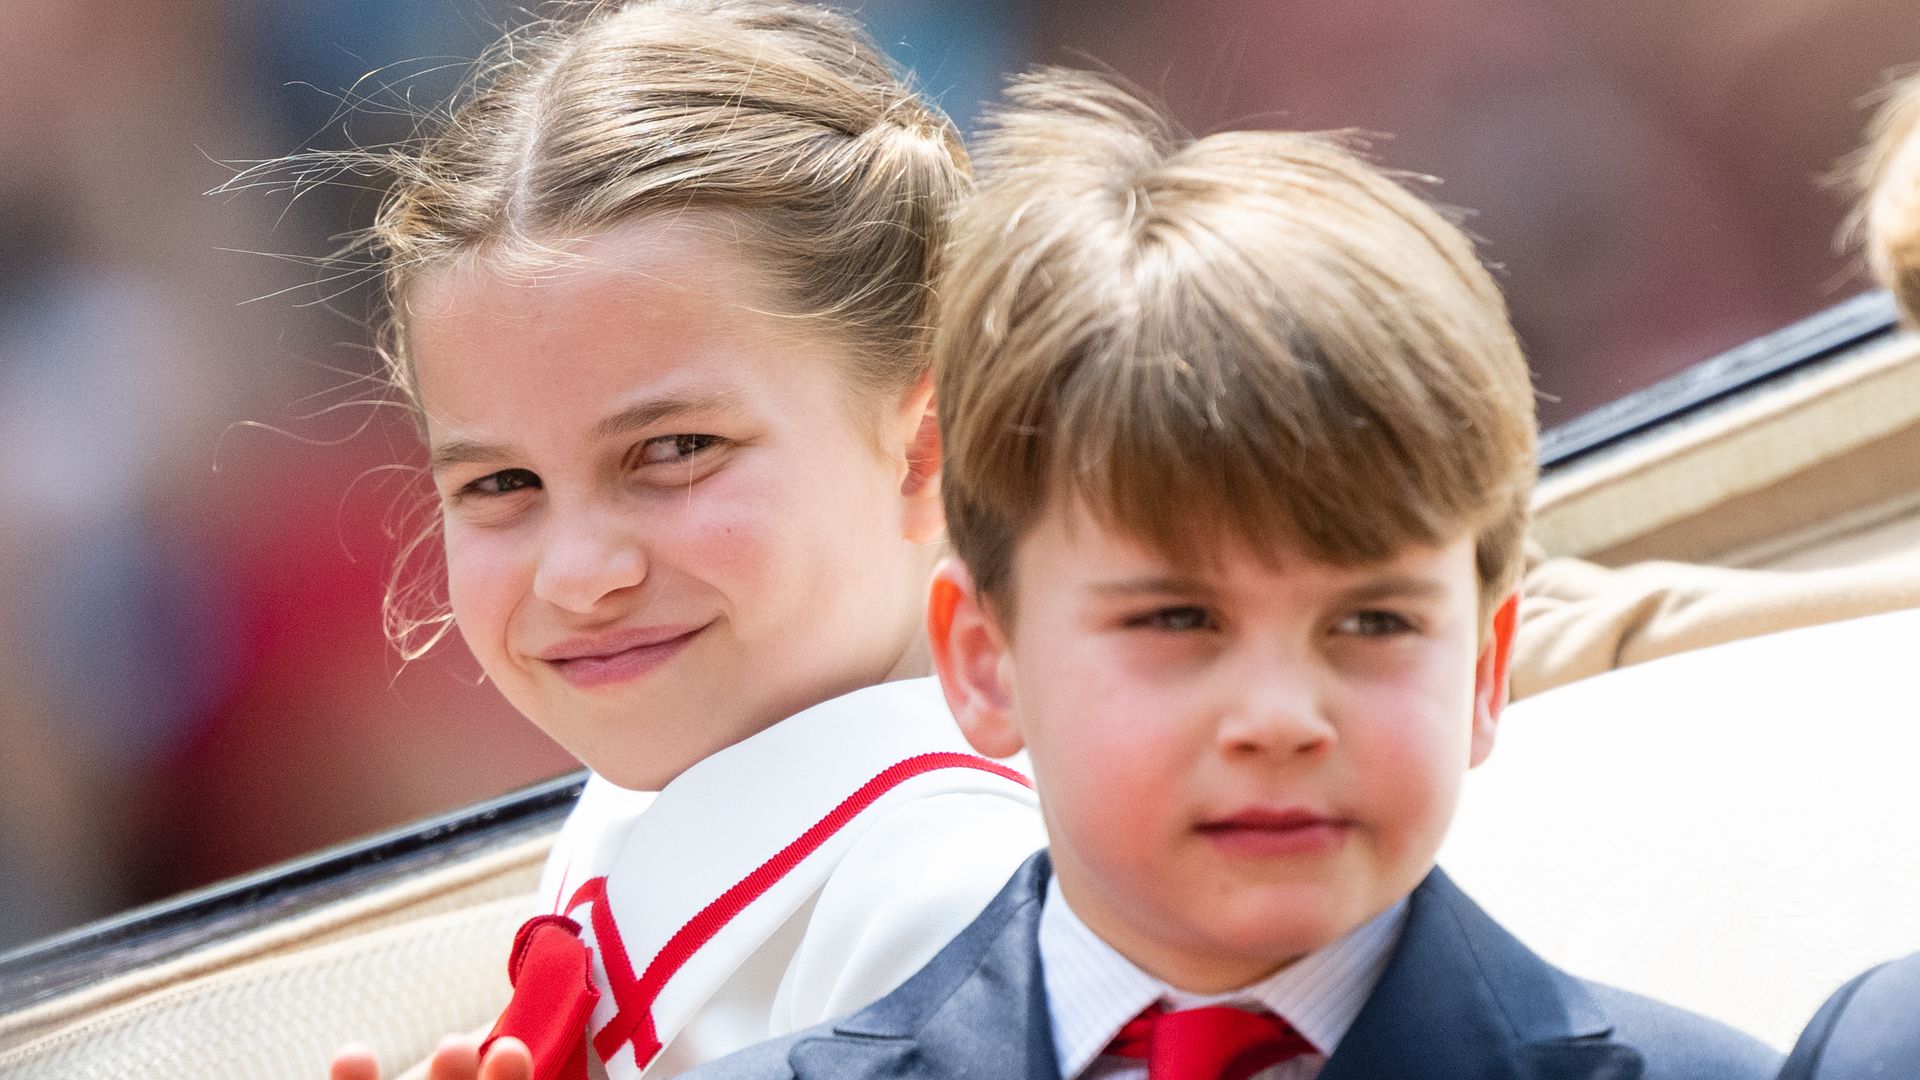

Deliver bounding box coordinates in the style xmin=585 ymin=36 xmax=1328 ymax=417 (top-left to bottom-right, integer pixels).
xmin=1778 ymin=952 xmax=1920 ymax=1080
xmin=772 ymin=790 xmax=1043 ymax=1029
xmin=676 ymin=1028 xmax=812 ymax=1080
xmin=1343 ymin=873 xmax=1781 ymax=1080
xmin=1583 ymin=982 xmax=1781 ymax=1080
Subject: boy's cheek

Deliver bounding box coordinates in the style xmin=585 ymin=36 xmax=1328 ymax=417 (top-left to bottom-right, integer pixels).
xmin=1353 ymin=724 xmax=1465 ymax=817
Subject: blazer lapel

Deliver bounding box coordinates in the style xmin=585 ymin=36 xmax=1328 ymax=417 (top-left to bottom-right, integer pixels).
xmin=786 ymin=851 xmax=1061 ymax=1080
xmin=1319 ymin=869 xmax=1643 ymax=1080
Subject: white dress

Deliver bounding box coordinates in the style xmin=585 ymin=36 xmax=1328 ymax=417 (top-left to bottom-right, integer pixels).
xmin=522 ymin=677 xmax=1047 ymax=1079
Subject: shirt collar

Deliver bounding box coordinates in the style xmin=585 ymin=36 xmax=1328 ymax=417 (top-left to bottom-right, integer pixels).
xmin=1037 ymin=875 xmax=1408 ymax=1080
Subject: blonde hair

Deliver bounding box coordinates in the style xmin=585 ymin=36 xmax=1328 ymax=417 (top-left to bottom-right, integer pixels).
xmin=936 ymin=69 xmax=1538 ymax=620
xmin=1850 ymin=71 xmax=1920 ymax=322
xmin=363 ymin=0 xmax=968 ymax=655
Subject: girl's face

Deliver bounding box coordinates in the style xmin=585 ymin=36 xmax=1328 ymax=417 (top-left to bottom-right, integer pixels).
xmin=408 ymin=217 xmax=942 ymax=790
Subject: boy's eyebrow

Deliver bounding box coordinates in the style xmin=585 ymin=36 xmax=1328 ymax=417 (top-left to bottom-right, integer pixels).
xmin=1086 ymin=573 xmax=1450 ymax=602
xmin=1337 ymin=576 xmax=1449 ymax=604
xmin=1087 ymin=575 xmax=1217 ymax=598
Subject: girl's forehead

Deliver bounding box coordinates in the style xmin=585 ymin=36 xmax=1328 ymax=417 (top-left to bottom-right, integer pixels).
xmin=410 ymin=215 xmax=774 ymax=319
xmin=405 ymin=235 xmax=868 ymax=425
xmin=407 ymin=237 xmax=824 ymax=388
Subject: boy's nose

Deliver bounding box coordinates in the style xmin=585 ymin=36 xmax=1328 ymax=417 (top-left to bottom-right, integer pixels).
xmin=1217 ymin=676 xmax=1336 ymax=757
xmin=531 ymin=512 xmax=647 ymax=614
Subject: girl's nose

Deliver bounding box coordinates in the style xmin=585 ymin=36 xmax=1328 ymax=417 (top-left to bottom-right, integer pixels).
xmin=531 ymin=510 xmax=647 ymax=614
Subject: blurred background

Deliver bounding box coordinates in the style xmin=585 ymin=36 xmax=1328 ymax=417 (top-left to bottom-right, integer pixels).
xmin=1 ymin=0 xmax=1914 ymax=951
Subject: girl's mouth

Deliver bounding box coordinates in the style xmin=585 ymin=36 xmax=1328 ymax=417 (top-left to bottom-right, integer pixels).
xmin=539 ymin=623 xmax=710 ymax=688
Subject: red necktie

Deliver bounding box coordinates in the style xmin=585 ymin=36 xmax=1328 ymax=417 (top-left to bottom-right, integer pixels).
xmin=1105 ymin=1003 xmax=1317 ymax=1080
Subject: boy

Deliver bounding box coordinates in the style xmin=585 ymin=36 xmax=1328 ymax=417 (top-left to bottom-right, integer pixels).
xmin=683 ymin=68 xmax=1779 ymax=1080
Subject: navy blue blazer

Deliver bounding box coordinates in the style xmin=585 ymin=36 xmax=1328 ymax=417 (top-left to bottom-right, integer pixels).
xmin=1777 ymin=952 xmax=1920 ymax=1079
xmin=684 ymin=853 xmax=1779 ymax=1080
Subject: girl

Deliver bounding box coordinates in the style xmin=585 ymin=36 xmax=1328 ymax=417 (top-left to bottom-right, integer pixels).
xmin=323 ymin=2 xmax=1045 ymax=1077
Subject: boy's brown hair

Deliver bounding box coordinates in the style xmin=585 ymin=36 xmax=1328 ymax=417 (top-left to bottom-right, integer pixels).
xmin=936 ymin=69 xmax=1537 ymax=621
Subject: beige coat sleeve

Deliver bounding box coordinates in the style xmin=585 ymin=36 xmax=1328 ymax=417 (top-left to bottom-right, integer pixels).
xmin=1513 ymin=549 xmax=1920 ymax=701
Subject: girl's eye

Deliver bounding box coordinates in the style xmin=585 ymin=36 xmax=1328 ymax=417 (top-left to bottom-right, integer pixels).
xmin=637 ymin=433 xmax=724 ymax=467
xmin=461 ymin=468 xmax=541 ymax=497
xmin=1129 ymin=606 xmax=1217 ymax=633
xmin=1336 ymin=610 xmax=1414 ymax=637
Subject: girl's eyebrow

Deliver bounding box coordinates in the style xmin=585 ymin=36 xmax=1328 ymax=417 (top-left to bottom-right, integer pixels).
xmin=595 ymin=390 xmax=743 ymax=438
xmin=429 ymin=437 xmax=514 ymax=473
xmin=429 ymin=390 xmax=746 ymax=473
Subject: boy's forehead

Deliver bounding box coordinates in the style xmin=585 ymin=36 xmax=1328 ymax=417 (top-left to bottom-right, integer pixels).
xmin=1020 ymin=496 xmax=1473 ymax=592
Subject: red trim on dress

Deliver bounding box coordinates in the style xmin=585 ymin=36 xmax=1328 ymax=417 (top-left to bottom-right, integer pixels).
xmin=574 ymin=752 xmax=1030 ymax=1068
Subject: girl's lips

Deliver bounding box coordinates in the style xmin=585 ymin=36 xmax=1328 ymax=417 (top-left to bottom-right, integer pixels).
xmin=540 ymin=624 xmax=709 ymax=688
xmin=1196 ymin=809 xmax=1351 ymax=857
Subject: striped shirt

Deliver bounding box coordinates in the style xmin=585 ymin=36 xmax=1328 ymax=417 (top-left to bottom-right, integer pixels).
xmin=1037 ymin=877 xmax=1407 ymax=1080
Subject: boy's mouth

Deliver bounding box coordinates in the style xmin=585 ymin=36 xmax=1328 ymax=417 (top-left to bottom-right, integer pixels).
xmin=1195 ymin=807 xmax=1351 ymax=857
xmin=538 ymin=623 xmax=710 ymax=688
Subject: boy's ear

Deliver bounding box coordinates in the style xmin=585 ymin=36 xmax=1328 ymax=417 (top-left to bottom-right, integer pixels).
xmin=927 ymin=559 xmax=1024 ymax=759
xmin=1469 ymin=590 xmax=1521 ymax=769
xmin=898 ymin=376 xmax=943 ymax=545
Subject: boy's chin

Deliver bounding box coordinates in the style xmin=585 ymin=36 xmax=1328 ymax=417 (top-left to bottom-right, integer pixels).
xmin=1193 ymin=884 xmax=1395 ymax=961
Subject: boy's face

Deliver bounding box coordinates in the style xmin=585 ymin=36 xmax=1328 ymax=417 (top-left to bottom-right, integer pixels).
xmin=930 ymin=501 xmax=1516 ymax=993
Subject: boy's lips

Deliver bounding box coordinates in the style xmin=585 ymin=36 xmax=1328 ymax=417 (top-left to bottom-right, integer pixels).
xmin=1196 ymin=807 xmax=1351 ymax=857
xmin=537 ymin=623 xmax=710 ymax=688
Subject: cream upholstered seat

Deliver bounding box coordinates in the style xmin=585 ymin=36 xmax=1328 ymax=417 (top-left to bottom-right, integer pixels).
xmin=0 ymin=835 xmax=550 ymax=1079
xmin=1441 ymin=606 xmax=1920 ymax=1051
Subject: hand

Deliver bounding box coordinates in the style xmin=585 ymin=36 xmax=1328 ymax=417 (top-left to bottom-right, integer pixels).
xmin=429 ymin=1035 xmax=533 ymax=1080
xmin=329 ymin=1043 xmax=382 ymax=1080
xmin=328 ymin=1036 xmax=532 ymax=1080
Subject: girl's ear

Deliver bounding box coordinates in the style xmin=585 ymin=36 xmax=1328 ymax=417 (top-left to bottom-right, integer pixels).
xmin=927 ymin=559 xmax=1023 ymax=759
xmin=899 ymin=376 xmax=943 ymax=545
xmin=1469 ymin=589 xmax=1521 ymax=769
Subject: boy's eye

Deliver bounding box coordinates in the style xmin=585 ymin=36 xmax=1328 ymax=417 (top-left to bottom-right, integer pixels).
xmin=637 ymin=433 xmax=724 ymax=467
xmin=461 ymin=468 xmax=541 ymax=497
xmin=1129 ymin=606 xmax=1217 ymax=632
xmin=1336 ymin=610 xmax=1414 ymax=637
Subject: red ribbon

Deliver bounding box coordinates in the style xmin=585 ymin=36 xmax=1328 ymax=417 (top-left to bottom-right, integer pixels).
xmin=486 ymin=753 xmax=1033 ymax=1076
xmin=482 ymin=914 xmax=601 ymax=1080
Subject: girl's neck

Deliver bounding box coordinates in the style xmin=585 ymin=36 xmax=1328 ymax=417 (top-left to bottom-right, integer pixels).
xmin=883 ymin=630 xmax=933 ymax=682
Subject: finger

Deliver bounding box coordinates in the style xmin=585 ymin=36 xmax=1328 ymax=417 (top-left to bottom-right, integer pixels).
xmin=329 ymin=1043 xmax=382 ymax=1080
xmin=426 ymin=1034 xmax=483 ymax=1080
xmin=479 ymin=1037 xmax=534 ymax=1080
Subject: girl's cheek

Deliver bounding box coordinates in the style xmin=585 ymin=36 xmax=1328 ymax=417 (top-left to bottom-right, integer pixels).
xmin=444 ymin=530 xmax=522 ymax=617
xmin=659 ymin=473 xmax=791 ymax=578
